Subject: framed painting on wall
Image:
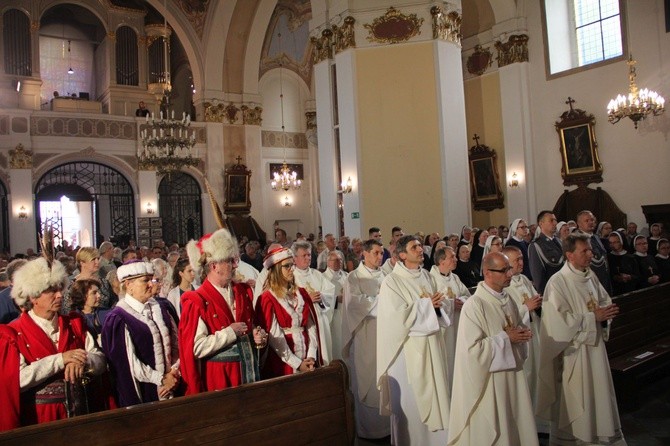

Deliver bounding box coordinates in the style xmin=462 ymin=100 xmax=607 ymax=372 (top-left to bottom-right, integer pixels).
xmin=468 ymin=137 xmax=504 ymax=211
xmin=224 ymin=157 xmax=252 ymax=214
xmin=555 ymin=98 xmax=602 ymax=186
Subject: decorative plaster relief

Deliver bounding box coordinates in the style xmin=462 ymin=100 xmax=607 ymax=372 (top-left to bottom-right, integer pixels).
xmin=262 ymin=131 xmax=307 ymax=149
xmin=466 ymin=45 xmax=493 ymax=76
xmin=30 ymin=116 xmax=137 ymax=139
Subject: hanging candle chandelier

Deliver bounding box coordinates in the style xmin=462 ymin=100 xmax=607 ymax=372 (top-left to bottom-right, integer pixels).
xmin=607 ymin=55 xmax=665 ymax=129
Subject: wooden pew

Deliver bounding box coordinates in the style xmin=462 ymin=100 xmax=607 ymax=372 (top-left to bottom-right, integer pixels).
xmin=608 ymin=283 xmax=670 ymax=410
xmin=0 ymin=361 xmax=355 ymax=445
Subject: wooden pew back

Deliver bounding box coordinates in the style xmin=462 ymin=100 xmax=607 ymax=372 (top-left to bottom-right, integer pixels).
xmin=0 ymin=361 xmax=354 ymax=445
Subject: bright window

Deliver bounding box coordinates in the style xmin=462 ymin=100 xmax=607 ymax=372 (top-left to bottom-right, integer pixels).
xmin=543 ymin=0 xmax=625 ymax=77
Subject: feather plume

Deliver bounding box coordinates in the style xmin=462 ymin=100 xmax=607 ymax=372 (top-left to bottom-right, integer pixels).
xmin=205 ymin=178 xmax=226 ymax=230
xmin=39 ymin=224 xmax=55 ymax=267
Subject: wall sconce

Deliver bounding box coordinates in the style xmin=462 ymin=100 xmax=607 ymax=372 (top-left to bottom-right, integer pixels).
xmin=146 ymin=202 xmax=155 ymax=214
xmin=338 ymin=177 xmax=353 ymax=194
xmin=508 ymin=172 xmax=519 ymax=188
xmin=282 ymin=195 xmax=291 ymax=207
xmin=18 ymin=206 xmax=28 ymax=219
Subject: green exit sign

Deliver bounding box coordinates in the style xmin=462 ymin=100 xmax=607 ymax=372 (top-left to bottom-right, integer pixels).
xmin=351 ymin=212 xmax=360 ymax=219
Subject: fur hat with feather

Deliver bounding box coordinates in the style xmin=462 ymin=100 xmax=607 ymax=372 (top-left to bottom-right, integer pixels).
xmin=11 ymin=258 xmax=68 ymax=308
xmin=187 ymin=228 xmax=237 ymax=277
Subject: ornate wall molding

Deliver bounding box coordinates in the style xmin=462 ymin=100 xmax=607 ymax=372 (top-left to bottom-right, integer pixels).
xmin=305 ymin=111 xmax=316 ymax=130
xmin=176 ymin=0 xmax=210 ymax=39
xmin=430 ymin=6 xmax=461 ymax=45
xmin=466 ymin=45 xmax=493 ymax=76
xmin=495 ymin=34 xmax=529 ymax=67
xmin=261 ymin=131 xmax=307 ymax=149
xmin=203 ymin=101 xmax=263 ymax=126
xmin=364 ymin=7 xmax=423 ymax=44
xmin=333 ymin=16 xmax=356 ymax=54
xmin=9 ymin=144 xmax=33 ymax=169
xmin=30 ymin=116 xmax=137 ymax=139
xmin=311 ymin=28 xmax=333 ymax=64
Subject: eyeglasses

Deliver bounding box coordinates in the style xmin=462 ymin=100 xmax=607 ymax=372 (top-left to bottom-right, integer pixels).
xmin=488 ymin=266 xmax=512 ymax=274
xmin=281 ymin=263 xmax=295 ymax=269
xmin=220 ymin=257 xmax=240 ymax=265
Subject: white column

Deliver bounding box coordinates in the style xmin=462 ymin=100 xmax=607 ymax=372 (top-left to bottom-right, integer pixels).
xmin=9 ymin=168 xmax=36 ymax=254
xmin=434 ymin=39 xmax=472 ymax=232
xmin=314 ymin=60 xmax=339 ymax=236
xmin=498 ymin=62 xmax=536 ymax=220
xmin=334 ymin=50 xmax=361 ymax=239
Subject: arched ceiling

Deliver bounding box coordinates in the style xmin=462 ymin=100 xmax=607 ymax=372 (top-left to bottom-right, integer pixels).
xmin=462 ymin=0 xmax=496 ymax=39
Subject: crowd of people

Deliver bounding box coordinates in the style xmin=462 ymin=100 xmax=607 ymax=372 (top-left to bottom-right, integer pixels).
xmin=0 ymin=211 xmax=667 ymax=444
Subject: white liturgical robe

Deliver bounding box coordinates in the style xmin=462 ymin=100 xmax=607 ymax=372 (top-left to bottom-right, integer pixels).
xmin=342 ymin=263 xmax=390 ymax=439
xmin=505 ymin=273 xmax=548 ymax=433
xmin=322 ymin=267 xmax=347 ymax=362
xmin=537 ymin=263 xmax=625 ymax=445
xmin=377 ymin=261 xmax=451 ymax=445
xmin=448 ymin=283 xmax=538 ymax=446
xmin=293 ymin=267 xmax=335 ymax=365
xmin=429 ymin=265 xmax=470 ymax=392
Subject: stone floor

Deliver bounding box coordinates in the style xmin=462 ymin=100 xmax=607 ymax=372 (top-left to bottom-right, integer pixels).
xmin=355 ymin=374 xmax=670 ymax=445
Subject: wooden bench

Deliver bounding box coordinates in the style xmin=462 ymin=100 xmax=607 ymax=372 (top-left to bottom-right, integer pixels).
xmin=608 ymin=283 xmax=670 ymax=410
xmin=0 ymin=361 xmax=355 ymax=445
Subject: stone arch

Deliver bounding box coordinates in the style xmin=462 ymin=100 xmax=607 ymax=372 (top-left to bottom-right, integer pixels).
xmin=243 ymin=0 xmax=279 ymax=96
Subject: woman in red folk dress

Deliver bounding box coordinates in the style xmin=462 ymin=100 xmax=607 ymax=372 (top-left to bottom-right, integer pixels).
xmin=256 ymin=248 xmax=322 ymax=378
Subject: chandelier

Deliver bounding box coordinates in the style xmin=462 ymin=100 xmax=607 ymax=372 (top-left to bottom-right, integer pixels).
xmin=607 ymin=55 xmax=665 ymax=129
xmin=138 ymin=107 xmax=198 ymax=175
xmin=270 ymin=32 xmax=302 ymax=193
xmin=271 ymin=162 xmax=302 ymax=191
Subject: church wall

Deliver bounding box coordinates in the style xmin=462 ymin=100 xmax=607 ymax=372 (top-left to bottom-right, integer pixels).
xmin=525 ymin=0 xmax=670 ymax=229
xmin=464 ymin=71 xmax=510 ymax=230
xmin=355 ymin=41 xmax=444 ymax=235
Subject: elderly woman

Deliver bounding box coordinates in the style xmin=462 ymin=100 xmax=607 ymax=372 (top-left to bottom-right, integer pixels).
xmin=480 ymin=235 xmax=503 ymax=272
xmin=101 ymin=261 xmax=180 ymax=407
xmin=648 ymin=223 xmax=663 ymax=256
xmin=69 ymin=278 xmax=110 ymax=338
xmin=2 ymin=257 xmax=106 ymax=428
xmin=632 ymin=235 xmax=661 ymax=289
xmin=453 ymin=244 xmax=481 ymax=288
xmin=556 ymin=221 xmax=571 ymax=242
xmin=256 ymin=248 xmax=321 ymax=378
xmin=597 ymin=221 xmax=613 ymax=252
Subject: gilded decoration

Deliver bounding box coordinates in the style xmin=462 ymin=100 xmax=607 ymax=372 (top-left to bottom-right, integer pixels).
xmin=430 ymin=6 xmax=461 ymax=45
xmin=9 ymin=144 xmax=33 ymax=169
xmin=495 ymin=34 xmax=529 ymax=67
xmin=204 ymin=102 xmax=261 ymax=125
xmin=241 ymin=106 xmax=263 ymax=126
xmin=107 ymin=31 xmax=116 ymax=41
xmin=332 ymin=16 xmax=356 ymax=54
xmin=31 ymin=21 xmax=39 ymax=32
xmin=364 ymin=7 xmax=423 ymax=44
xmin=176 ymin=0 xmax=210 ymax=39
xmin=467 ymin=45 xmax=493 ymax=76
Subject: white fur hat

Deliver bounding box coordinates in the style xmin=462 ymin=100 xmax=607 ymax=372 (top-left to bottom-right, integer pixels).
xmin=117 ymin=260 xmax=154 ymax=282
xmin=186 ymin=228 xmax=237 ymax=275
xmin=11 ymin=258 xmax=68 ymax=308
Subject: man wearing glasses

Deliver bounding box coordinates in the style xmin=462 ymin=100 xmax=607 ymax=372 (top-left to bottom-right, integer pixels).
xmin=537 ymin=233 xmax=623 ymax=445
xmin=179 ymin=228 xmax=266 ymax=395
xmin=449 ymin=252 xmax=537 ymax=445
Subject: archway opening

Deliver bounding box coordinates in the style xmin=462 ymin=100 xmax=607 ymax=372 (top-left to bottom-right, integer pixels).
xmin=158 ymin=172 xmax=202 ymax=245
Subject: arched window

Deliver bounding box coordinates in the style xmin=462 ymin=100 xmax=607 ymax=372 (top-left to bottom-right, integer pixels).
xmin=116 ymin=26 xmax=138 ymax=86
xmin=542 ymin=0 xmax=625 ymax=77
xmin=3 ymin=9 xmax=32 ymax=76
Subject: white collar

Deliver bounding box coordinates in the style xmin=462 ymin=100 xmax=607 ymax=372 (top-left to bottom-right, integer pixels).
xmin=656 ymin=254 xmax=669 ymax=260
xmin=634 ymin=252 xmax=647 ymax=257
xmin=481 ymin=283 xmax=506 ymax=300
xmin=124 ymin=294 xmax=154 ymax=313
xmin=28 ymin=309 xmax=58 ymax=332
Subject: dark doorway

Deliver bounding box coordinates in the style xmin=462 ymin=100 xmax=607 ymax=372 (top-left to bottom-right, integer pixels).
xmin=158 ymin=172 xmax=202 ymax=245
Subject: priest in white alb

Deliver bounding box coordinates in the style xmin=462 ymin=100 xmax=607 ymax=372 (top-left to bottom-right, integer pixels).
xmin=342 ymin=239 xmax=389 ymax=439
xmin=537 ymin=233 xmax=625 ymax=445
xmin=448 ymin=252 xmax=538 ymax=446
xmin=503 ymin=245 xmax=548 ymax=433
xmin=291 ymin=240 xmax=335 ymax=365
xmin=377 ymin=235 xmax=451 ymax=445
xmin=322 ymin=250 xmax=347 ymax=362
xmin=428 ymin=245 xmax=470 ymax=392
